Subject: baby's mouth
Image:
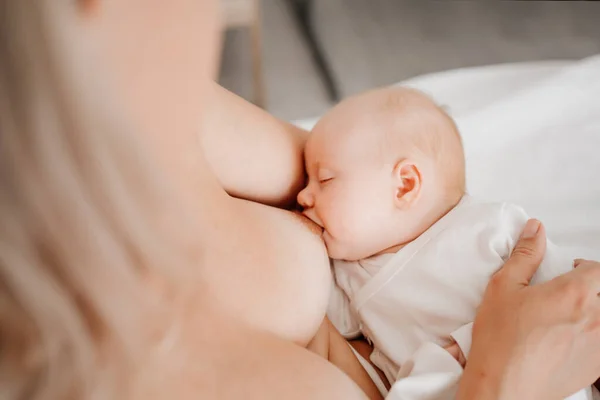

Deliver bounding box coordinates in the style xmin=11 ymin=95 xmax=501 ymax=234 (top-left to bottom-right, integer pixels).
xmin=293 ymin=210 xmax=324 ymax=235
xmin=300 ymin=208 xmax=324 ymax=228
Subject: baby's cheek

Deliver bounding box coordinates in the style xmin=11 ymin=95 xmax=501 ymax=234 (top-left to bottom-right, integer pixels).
xmin=326 ymin=212 xmax=377 ymax=260
xmin=350 ymin=212 xmax=391 ymax=251
xmin=321 ymin=192 xmax=369 ymax=252
xmin=336 ymin=210 xmax=370 ymax=246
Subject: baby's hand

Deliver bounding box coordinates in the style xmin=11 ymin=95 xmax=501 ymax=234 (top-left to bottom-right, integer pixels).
xmin=444 ymin=339 xmax=466 ymax=367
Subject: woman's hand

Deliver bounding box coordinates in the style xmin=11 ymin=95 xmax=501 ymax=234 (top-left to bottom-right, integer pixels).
xmin=459 ymin=219 xmax=600 ymax=400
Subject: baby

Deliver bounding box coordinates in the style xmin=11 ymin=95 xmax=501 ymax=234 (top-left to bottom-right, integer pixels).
xmin=298 ymin=87 xmax=595 ymax=400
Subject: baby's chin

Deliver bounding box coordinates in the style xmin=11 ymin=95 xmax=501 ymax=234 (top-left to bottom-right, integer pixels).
xmin=323 ymin=232 xmax=368 ymax=261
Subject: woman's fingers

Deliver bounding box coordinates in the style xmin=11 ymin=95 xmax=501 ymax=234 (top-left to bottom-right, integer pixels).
xmin=574 ymin=258 xmax=597 ymax=270
xmin=570 ymin=261 xmax=600 ymax=295
xmin=468 ymin=232 xmax=600 ymax=399
xmin=584 ymin=307 xmax=600 ymax=334
xmin=550 ymin=261 xmax=600 ymax=329
xmin=497 ymin=219 xmax=547 ymax=288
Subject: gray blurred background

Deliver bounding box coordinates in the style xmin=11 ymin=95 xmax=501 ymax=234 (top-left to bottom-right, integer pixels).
xmin=218 ymin=0 xmax=600 ymax=121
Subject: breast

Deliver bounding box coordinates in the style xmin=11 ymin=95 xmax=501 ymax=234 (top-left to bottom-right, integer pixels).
xmin=200 ymin=198 xmax=332 ymax=346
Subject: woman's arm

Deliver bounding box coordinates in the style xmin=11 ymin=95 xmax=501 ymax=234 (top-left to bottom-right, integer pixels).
xmin=199 ymin=82 xmax=310 ymax=207
xmin=459 ymin=220 xmax=600 ymax=399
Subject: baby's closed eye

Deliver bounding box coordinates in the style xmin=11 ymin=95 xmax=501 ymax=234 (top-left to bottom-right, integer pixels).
xmin=317 ymin=170 xmax=335 ymax=184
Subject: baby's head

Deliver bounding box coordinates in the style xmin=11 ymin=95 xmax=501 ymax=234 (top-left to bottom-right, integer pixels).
xmin=298 ymin=87 xmax=465 ymax=261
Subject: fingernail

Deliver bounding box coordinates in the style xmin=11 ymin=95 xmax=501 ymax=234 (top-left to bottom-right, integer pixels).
xmin=522 ymin=219 xmax=541 ymax=239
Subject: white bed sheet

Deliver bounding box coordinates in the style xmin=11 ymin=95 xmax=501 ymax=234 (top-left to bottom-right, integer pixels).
xmin=295 ymin=57 xmax=600 ymax=254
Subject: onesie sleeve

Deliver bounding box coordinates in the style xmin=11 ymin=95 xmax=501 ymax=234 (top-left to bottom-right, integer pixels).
xmin=498 ymin=203 xmax=575 ymax=284
xmin=387 ymin=342 xmax=462 ymax=400
xmin=384 ymin=203 xmax=578 ymax=400
xmin=327 ymin=277 xmax=362 ymax=339
xmin=450 ymin=322 xmax=473 ymax=360
xmin=489 ymin=203 xmax=530 ymax=262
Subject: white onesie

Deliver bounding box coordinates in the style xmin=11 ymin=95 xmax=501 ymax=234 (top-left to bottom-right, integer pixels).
xmin=328 ymin=195 xmax=596 ymax=400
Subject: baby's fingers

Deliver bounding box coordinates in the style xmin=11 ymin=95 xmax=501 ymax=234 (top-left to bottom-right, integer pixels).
xmin=443 ymin=341 xmax=466 ymax=367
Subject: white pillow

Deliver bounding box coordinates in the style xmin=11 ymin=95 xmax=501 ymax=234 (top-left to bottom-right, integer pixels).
xmin=295 ymin=57 xmax=600 ymax=253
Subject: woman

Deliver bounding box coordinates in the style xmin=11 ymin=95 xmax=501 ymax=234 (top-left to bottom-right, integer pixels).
xmin=1 ymin=1 xmax=600 ymax=399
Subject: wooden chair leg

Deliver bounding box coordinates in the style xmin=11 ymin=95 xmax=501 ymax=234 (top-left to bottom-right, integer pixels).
xmin=250 ymin=1 xmax=265 ymax=108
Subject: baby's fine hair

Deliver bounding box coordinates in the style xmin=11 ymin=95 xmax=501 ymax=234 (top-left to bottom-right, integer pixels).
xmin=378 ymin=87 xmax=466 ymax=202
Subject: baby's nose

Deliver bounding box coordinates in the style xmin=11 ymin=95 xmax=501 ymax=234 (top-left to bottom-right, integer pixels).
xmin=297 ymin=186 xmax=314 ymax=208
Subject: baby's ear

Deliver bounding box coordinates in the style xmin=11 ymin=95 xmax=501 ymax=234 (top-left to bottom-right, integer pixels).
xmin=393 ymin=160 xmax=422 ymax=209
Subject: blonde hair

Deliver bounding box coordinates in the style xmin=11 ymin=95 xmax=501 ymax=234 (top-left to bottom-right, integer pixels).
xmin=0 ymin=1 xmax=196 ymax=398
xmin=379 ymin=87 xmax=466 ymax=202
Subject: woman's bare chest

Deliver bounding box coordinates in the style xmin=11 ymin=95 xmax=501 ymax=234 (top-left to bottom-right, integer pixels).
xmin=199 ymin=199 xmax=332 ymax=345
